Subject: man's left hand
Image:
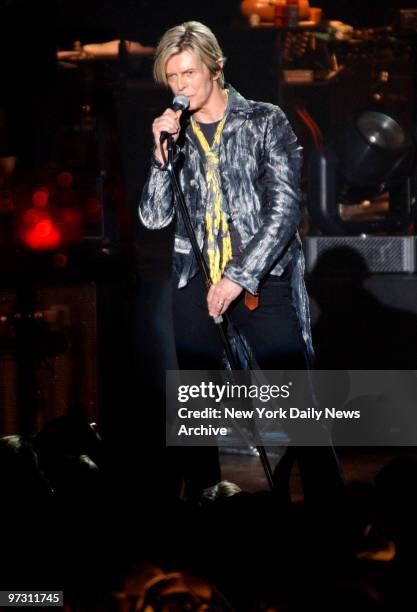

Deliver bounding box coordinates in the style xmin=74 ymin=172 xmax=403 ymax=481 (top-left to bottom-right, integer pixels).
xmin=207 ymin=278 xmax=243 ymax=317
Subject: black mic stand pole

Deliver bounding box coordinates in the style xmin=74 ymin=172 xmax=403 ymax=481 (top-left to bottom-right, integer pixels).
xmin=164 ymin=135 xmax=274 ymax=489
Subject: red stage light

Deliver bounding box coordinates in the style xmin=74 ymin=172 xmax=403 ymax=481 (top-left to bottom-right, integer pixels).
xmin=24 ymin=219 xmax=62 ymax=250
xmin=32 ymin=187 xmax=49 ymax=207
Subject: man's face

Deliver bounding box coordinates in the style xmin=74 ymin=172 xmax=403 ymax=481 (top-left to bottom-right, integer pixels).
xmin=165 ymin=49 xmax=219 ymax=113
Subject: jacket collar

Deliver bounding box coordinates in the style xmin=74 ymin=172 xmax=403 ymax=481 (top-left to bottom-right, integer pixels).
xmin=184 ymin=84 xmax=252 ymax=146
xmin=224 ymin=84 xmax=252 ymax=115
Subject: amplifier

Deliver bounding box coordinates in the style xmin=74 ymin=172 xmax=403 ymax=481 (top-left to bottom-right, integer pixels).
xmin=303 ymin=236 xmax=417 ymax=274
xmin=0 ymin=282 xmax=97 ymax=437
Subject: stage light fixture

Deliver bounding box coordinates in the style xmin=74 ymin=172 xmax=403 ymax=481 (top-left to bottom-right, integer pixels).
xmin=307 ymin=109 xmax=416 ymax=235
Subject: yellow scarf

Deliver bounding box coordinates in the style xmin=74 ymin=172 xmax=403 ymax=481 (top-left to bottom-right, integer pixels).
xmin=191 ymin=115 xmax=233 ymax=284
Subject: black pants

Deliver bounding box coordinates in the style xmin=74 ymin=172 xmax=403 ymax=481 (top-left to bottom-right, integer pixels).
xmin=172 ymin=272 xmax=307 ymax=371
xmin=170 ymin=271 xmax=307 ymax=496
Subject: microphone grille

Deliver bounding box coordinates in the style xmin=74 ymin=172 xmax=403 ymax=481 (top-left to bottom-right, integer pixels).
xmin=172 ymin=95 xmax=190 ymax=111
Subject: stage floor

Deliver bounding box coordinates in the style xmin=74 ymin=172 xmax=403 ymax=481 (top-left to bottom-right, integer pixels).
xmin=221 ymin=446 xmax=417 ymax=500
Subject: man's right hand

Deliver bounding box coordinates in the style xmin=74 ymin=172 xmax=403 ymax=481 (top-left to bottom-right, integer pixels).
xmin=152 ymin=108 xmax=183 ymax=166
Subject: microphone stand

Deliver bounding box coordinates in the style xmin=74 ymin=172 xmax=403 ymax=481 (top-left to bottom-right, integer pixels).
xmin=164 ymin=135 xmax=274 ymax=489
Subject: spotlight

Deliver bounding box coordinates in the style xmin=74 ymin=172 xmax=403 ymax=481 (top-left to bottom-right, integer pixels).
xmin=307 ymin=109 xmax=416 ymax=235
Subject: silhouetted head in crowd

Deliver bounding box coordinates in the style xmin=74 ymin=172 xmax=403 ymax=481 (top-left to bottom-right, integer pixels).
xmin=200 ymin=479 xmax=242 ymax=503
xmin=114 ymin=565 xmax=233 ymax=612
xmin=0 ymin=434 xmax=52 ymax=503
xmin=34 ymin=413 xmax=102 ymax=460
xmin=33 ymin=414 xmax=103 ymax=498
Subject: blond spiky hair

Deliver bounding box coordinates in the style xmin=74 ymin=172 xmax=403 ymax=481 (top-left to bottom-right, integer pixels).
xmin=153 ymin=21 xmax=226 ymax=88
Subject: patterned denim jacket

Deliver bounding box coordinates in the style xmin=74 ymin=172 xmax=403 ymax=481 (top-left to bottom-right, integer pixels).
xmin=139 ymin=85 xmax=313 ymax=358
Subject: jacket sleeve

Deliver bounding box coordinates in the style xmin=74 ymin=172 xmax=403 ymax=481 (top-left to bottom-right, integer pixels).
xmin=138 ymin=157 xmax=175 ymax=229
xmin=223 ymin=109 xmax=302 ymax=295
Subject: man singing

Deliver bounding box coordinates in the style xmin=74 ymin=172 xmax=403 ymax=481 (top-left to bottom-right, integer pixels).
xmin=140 ymin=20 xmax=312 ymax=364
xmin=139 ymin=21 xmax=316 ymax=496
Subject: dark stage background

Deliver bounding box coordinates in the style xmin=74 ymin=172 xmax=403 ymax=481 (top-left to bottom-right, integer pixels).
xmin=2 ymin=5 xmax=417 ymax=607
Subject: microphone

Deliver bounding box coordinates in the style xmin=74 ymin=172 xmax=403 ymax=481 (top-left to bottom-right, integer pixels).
xmin=159 ymin=94 xmax=190 ymax=143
